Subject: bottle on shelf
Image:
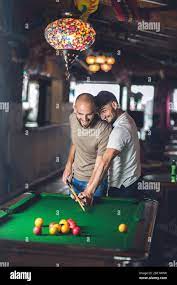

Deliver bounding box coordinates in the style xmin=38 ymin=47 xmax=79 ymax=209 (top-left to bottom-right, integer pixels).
xmin=170 ymin=159 xmax=177 ymax=183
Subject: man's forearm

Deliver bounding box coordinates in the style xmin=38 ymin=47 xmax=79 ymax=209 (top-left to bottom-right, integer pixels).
xmin=66 ymin=144 xmax=76 ymax=167
xmin=86 ymin=148 xmax=120 ymax=195
xmin=87 ymin=159 xmax=110 ymax=194
xmin=87 ymin=171 xmax=96 ymax=187
xmin=87 ymin=156 xmax=103 ymax=187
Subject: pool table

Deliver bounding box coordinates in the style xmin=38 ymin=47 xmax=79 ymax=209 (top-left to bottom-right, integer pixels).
xmin=0 ymin=192 xmax=158 ymax=267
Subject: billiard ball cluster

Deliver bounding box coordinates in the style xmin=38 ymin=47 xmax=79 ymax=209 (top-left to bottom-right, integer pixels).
xmin=50 ymin=219 xmax=81 ymax=236
xmin=33 ymin=217 xmax=81 ymax=236
xmin=33 ymin=218 xmax=43 ymax=235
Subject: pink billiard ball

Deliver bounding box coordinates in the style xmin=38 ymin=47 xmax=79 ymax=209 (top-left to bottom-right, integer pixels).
xmin=33 ymin=226 xmax=42 ymax=235
xmin=67 ymin=219 xmax=77 ymax=229
xmin=67 ymin=218 xmax=73 ymax=224
xmin=69 ymin=221 xmax=77 ymax=229
xmin=72 ymin=226 xmax=80 ymax=236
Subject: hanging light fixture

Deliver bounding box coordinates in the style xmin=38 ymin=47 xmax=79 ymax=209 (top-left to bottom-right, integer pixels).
xmin=100 ymin=63 xmax=112 ymax=72
xmin=106 ymin=56 xmax=115 ymax=65
xmin=85 ymin=52 xmax=115 ymax=73
xmin=88 ymin=64 xmax=100 ymax=73
xmin=95 ymin=55 xmax=106 ymax=64
xmin=45 ymin=16 xmax=96 ymax=78
xmin=86 ymin=55 xmax=96 ymax=65
xmin=45 ymin=18 xmax=96 ymax=51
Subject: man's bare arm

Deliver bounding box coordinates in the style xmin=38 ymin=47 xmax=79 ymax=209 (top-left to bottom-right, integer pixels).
xmin=62 ymin=143 xmax=76 ymax=184
xmin=87 ymin=155 xmax=103 ymax=187
xmin=83 ymin=148 xmax=120 ymax=195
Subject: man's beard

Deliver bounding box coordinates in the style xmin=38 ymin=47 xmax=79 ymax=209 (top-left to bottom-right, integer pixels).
xmin=111 ymin=113 xmax=117 ymax=124
xmin=77 ymin=118 xmax=93 ymax=128
xmin=105 ymin=111 xmax=117 ymax=124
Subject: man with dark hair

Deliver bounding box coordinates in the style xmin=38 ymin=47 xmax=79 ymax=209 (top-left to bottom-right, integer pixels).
xmin=78 ymin=91 xmax=141 ymax=205
xmin=62 ymin=93 xmax=112 ymax=199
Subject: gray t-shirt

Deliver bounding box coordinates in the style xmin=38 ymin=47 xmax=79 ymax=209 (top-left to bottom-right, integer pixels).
xmin=107 ymin=112 xmax=141 ymax=188
xmin=69 ymin=113 xmax=112 ymax=181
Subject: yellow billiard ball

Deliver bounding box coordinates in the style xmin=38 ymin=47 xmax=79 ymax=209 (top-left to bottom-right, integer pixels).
xmin=59 ymin=219 xmax=68 ymax=226
xmin=49 ymin=225 xmax=58 ymax=235
xmin=49 ymin=222 xmax=58 ymax=229
xmin=118 ymin=224 xmax=128 ymax=233
xmin=34 ymin=218 xmax=43 ymax=227
xmin=56 ymin=224 xmax=61 ymax=233
xmin=60 ymin=224 xmax=70 ymax=234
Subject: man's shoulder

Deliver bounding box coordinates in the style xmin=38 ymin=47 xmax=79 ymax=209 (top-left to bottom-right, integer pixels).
xmin=96 ymin=117 xmax=112 ymax=131
xmin=125 ymin=112 xmax=137 ymax=128
xmin=69 ymin=112 xmax=75 ymax=120
xmin=116 ymin=112 xmax=137 ymax=132
xmin=111 ymin=125 xmax=131 ymax=140
xmin=69 ymin=112 xmax=77 ymax=124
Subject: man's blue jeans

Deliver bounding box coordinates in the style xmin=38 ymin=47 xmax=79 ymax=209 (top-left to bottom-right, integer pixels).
xmin=72 ymin=177 xmax=108 ymax=198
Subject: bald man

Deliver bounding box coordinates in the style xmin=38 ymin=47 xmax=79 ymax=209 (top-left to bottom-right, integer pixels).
xmin=62 ymin=93 xmax=112 ymax=199
xmin=78 ymin=91 xmax=142 ymax=206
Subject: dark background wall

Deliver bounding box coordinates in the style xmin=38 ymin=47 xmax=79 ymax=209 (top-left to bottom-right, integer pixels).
xmin=0 ymin=32 xmax=72 ymax=204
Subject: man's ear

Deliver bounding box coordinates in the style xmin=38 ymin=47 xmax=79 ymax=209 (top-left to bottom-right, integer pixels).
xmin=112 ymin=101 xmax=119 ymax=110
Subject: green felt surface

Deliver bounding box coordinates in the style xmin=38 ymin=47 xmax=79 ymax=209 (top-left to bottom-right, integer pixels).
xmin=0 ymin=193 xmax=145 ymax=250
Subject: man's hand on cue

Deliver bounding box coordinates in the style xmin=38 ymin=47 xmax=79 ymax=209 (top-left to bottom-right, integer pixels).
xmin=78 ymin=191 xmax=93 ymax=206
xmin=62 ymin=165 xmax=72 ymax=184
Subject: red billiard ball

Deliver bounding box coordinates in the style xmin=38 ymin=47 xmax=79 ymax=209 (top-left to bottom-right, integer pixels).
xmin=69 ymin=221 xmax=77 ymax=229
xmin=33 ymin=226 xmax=42 ymax=235
xmin=72 ymin=226 xmax=80 ymax=236
xmin=67 ymin=219 xmax=76 ymax=229
xmin=67 ymin=218 xmax=73 ymax=224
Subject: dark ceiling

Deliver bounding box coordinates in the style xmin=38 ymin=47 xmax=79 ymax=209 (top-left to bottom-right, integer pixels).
xmin=9 ymin=0 xmax=177 ymax=79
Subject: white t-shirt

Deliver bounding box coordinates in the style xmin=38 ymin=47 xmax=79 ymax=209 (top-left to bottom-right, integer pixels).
xmin=107 ymin=112 xmax=141 ymax=188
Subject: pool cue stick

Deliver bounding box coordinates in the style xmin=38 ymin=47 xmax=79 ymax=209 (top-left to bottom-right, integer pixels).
xmin=66 ymin=179 xmax=86 ymax=212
